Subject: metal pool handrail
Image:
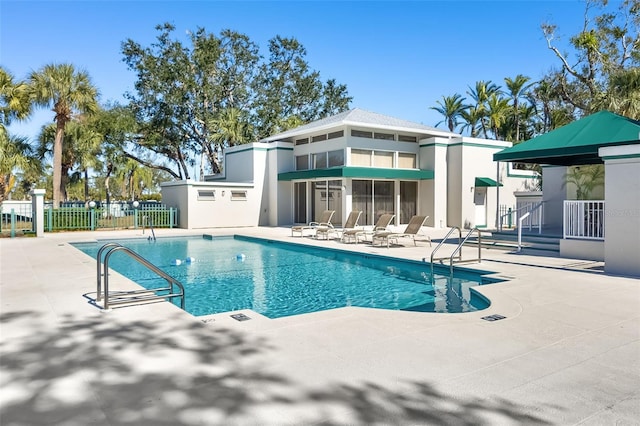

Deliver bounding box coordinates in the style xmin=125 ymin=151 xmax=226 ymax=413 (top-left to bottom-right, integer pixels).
xmin=429 ymin=226 xmax=462 ymax=275
xmin=96 ymin=243 xmax=185 ymax=310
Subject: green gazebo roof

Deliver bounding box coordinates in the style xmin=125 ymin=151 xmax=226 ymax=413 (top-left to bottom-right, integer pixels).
xmin=493 ymin=111 xmax=640 ymax=166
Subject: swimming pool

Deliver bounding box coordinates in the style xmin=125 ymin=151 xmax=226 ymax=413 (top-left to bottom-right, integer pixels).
xmin=73 ymin=235 xmax=496 ymax=318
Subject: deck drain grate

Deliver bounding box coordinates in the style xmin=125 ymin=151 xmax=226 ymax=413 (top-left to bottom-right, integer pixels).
xmin=481 ymin=314 xmax=506 ymax=322
xmin=230 ymin=313 xmax=251 ymax=322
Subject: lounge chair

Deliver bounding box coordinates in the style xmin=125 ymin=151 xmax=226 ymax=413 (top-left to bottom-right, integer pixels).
xmin=342 ymin=213 xmax=395 ymax=244
xmin=291 ymin=210 xmax=335 ymax=237
xmin=315 ymin=210 xmax=362 ymax=240
xmin=371 ymin=215 xmax=430 ymax=248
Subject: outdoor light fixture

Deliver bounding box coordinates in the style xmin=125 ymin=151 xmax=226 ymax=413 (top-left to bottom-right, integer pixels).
xmin=89 ymin=201 xmax=96 ymax=208
xmin=133 ymin=201 xmax=139 ymax=208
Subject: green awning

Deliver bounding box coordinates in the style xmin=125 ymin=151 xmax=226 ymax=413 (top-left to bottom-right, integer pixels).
xmin=475 ymin=177 xmax=502 ymax=187
xmin=278 ymin=166 xmax=434 ymax=181
xmin=493 ymin=111 xmax=640 ymax=166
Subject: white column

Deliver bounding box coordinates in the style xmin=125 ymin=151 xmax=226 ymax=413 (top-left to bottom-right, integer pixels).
xmin=599 ymin=144 xmax=640 ymax=277
xmin=30 ymin=189 xmax=46 ymax=237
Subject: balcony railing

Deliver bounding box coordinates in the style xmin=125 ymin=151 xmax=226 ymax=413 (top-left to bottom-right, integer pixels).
xmin=563 ymin=200 xmax=605 ymax=240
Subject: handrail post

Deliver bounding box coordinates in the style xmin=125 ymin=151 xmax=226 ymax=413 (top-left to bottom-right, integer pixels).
xmin=517 ymin=212 xmax=530 ymax=252
xmin=96 ymin=242 xmax=124 ymax=301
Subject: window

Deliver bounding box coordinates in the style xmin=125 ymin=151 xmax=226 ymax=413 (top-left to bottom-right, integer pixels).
xmin=296 ymin=155 xmax=309 ymax=170
xmin=374 ymin=132 xmax=394 ymax=141
xmin=351 ymin=129 xmax=373 ymax=139
xmin=373 ymin=151 xmax=394 ymax=168
xmin=398 ymin=134 xmax=417 ymax=143
xmin=295 ymin=137 xmax=309 ymax=145
xmin=312 ymin=134 xmax=327 ymax=143
xmin=398 ymin=153 xmax=416 ymax=169
xmin=312 ymin=152 xmax=327 ymax=169
xmin=328 ymin=149 xmax=344 ymax=167
xmin=197 ymin=190 xmax=215 ymax=200
xmin=351 ymin=149 xmax=372 ymax=166
xmin=328 ymin=130 xmax=344 ymax=139
xmin=230 ymin=191 xmax=247 ymax=201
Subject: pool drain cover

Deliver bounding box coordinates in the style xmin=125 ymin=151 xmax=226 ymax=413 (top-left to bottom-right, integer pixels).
xmin=230 ymin=313 xmax=251 ymax=322
xmin=481 ymin=314 xmax=506 ymax=321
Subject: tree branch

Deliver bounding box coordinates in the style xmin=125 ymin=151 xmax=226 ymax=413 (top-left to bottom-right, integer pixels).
xmin=123 ymin=152 xmax=181 ymax=179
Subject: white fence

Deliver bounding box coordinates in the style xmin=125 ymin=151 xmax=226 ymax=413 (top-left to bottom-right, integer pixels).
xmin=563 ymin=200 xmax=605 ymax=240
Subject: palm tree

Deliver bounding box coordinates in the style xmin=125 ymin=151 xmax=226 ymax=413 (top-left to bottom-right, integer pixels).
xmin=64 ymin=120 xmax=103 ymax=201
xmin=504 ymin=74 xmax=532 ymax=141
xmin=430 ymin=94 xmax=466 ymax=132
xmin=460 ymin=105 xmax=483 ymax=137
xmin=1 ymin=68 xmax=38 ymax=202
xmin=207 ymin=107 xmax=252 ymax=174
xmin=600 ymin=68 xmax=640 ymax=120
xmin=467 ymin=80 xmax=501 ymax=138
xmin=1 ymin=67 xmax=31 ymax=125
xmin=0 ymin=134 xmax=39 ymax=202
xmin=486 ymin=94 xmax=511 ymax=140
xmin=28 ymin=64 xmax=98 ymax=208
xmin=117 ymin=159 xmax=154 ymax=200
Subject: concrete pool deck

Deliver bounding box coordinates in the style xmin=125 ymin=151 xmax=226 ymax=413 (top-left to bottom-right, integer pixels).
xmin=1 ymin=227 xmax=638 ymax=425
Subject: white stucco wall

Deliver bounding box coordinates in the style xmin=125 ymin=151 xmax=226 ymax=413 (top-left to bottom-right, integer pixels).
xmin=559 ymin=239 xmax=605 ymax=261
xmin=419 ymin=137 xmax=449 ymax=228
xmin=599 ymin=144 xmax=640 ymax=277
xmin=542 ymin=166 xmax=568 ymax=229
xmin=161 ymin=180 xmax=259 ymax=229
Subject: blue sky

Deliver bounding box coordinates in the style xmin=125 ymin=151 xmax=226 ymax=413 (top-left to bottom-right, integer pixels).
xmin=2 ymin=0 xmax=589 ymax=140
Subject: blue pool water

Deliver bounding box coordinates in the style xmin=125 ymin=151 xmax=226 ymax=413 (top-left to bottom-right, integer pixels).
xmin=73 ymin=235 xmax=495 ymax=318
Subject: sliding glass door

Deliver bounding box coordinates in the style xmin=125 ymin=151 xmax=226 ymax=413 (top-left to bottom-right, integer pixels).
xmin=352 ymin=180 xmax=395 ymax=225
xmin=294 ymin=182 xmax=307 ymax=223
xmin=310 ymin=180 xmax=343 ymax=226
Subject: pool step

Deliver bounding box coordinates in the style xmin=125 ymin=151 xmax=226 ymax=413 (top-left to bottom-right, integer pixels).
xmin=466 ymin=232 xmax=560 ymax=254
xmin=103 ymin=288 xmax=183 ymax=308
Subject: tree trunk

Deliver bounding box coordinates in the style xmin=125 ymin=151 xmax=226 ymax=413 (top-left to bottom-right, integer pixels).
xmin=84 ymin=168 xmax=89 ymax=201
xmin=52 ymin=122 xmax=65 ymax=208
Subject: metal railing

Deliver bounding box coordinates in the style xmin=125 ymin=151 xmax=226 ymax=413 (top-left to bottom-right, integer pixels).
xmin=1 ymin=201 xmax=33 ymax=235
xmin=428 ymin=226 xmax=483 ymax=274
xmin=44 ymin=204 xmax=177 ymax=232
xmin=563 ymin=200 xmax=605 ymax=240
xmin=96 ymin=243 xmax=185 ymax=310
xmin=501 ymin=201 xmax=544 ymax=233
xmin=447 ymin=228 xmax=482 ymax=274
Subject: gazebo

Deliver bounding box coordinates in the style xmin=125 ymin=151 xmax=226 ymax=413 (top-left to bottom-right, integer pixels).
xmin=494 ymin=111 xmax=640 ymax=277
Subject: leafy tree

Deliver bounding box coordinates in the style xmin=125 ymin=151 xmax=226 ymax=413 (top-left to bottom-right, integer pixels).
xmin=430 ymin=94 xmax=466 ymax=132
xmin=122 ymin=24 xmax=198 ymax=179
xmin=28 ymin=63 xmax=98 ymax=207
xmin=319 ymin=79 xmax=351 ymax=118
xmin=122 ymin=24 xmax=351 ymax=177
xmin=542 ymin=0 xmax=639 ymax=118
xmin=254 ymin=36 xmax=323 ymax=138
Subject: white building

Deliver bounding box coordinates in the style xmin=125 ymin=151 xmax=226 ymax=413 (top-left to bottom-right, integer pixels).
xmin=161 ymin=108 xmax=537 ymax=230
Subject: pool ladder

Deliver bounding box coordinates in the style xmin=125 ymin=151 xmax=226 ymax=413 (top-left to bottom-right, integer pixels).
xmin=429 ymin=227 xmax=482 ymax=275
xmin=96 ymin=243 xmax=185 ymax=310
